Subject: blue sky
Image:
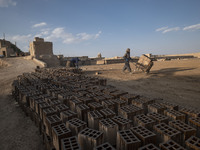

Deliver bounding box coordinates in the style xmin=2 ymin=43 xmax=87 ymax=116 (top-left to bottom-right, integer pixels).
xmin=0 ymin=0 xmax=200 ymax=57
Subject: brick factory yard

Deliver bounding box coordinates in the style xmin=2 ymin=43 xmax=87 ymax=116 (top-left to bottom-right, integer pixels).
xmin=82 ymin=58 xmax=200 ymax=109
xmin=0 ymin=57 xmax=200 ymax=149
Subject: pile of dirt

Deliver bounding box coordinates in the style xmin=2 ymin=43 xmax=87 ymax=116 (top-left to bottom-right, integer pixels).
xmin=0 ymin=59 xmax=9 ymax=68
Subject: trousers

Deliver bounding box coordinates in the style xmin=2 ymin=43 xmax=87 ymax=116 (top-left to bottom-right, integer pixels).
xmin=122 ymin=62 xmax=131 ymax=72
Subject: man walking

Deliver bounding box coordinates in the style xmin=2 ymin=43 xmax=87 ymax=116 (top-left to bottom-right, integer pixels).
xmin=122 ymin=48 xmax=132 ymax=73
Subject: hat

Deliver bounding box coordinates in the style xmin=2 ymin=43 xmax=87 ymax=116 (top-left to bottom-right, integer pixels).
xmin=126 ymin=48 xmax=130 ymax=52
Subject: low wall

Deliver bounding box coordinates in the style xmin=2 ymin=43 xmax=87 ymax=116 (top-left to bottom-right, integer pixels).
xmin=33 ymin=58 xmax=47 ymax=68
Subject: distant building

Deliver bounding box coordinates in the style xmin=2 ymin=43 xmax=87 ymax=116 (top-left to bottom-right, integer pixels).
xmin=0 ymin=39 xmax=15 ymax=57
xmin=29 ymin=37 xmax=53 ymax=59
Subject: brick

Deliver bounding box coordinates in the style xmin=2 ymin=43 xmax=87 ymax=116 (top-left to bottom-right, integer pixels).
xmin=60 ymin=110 xmax=78 ymax=123
xmin=111 ymin=99 xmax=126 ymax=114
xmin=94 ymin=95 xmax=107 ymax=103
xmin=160 ymin=101 xmax=178 ymax=111
xmin=45 ymin=96 xmax=57 ymax=103
xmin=55 ymin=104 xmax=69 ymax=115
xmin=110 ymin=90 xmax=128 ymax=98
xmin=130 ymin=126 xmax=156 ymax=146
xmin=49 ymin=99 xmax=62 ymax=107
xmin=120 ymin=93 xmax=139 ymax=104
xmin=94 ymin=142 xmax=116 ymax=150
xmin=117 ymin=129 xmax=141 ymax=150
xmin=185 ymin=136 xmax=200 ymax=150
xmin=34 ymin=99 xmax=45 ymax=114
xmin=88 ymin=110 xmax=104 ymax=130
xmin=138 ymin=143 xmax=160 ymax=150
xmin=78 ymin=128 xmax=104 ymax=150
xmin=78 ymin=97 xmax=94 ymax=105
xmin=119 ymin=105 xmax=144 ymax=121
xmin=159 ymin=140 xmax=186 ymax=150
xmin=43 ymin=133 xmax=55 ymax=150
xmin=99 ymin=118 xmax=118 ymax=145
xmin=102 ymin=100 xmax=116 ymax=112
xmin=164 ymin=109 xmax=185 ymax=122
xmin=45 ymin=115 xmax=62 ymax=136
xmin=147 ymin=112 xmax=169 ymax=124
xmin=76 ymin=104 xmax=90 ymax=123
xmin=42 ymin=107 xmax=57 ymax=124
xmin=134 ymin=114 xmax=156 ymax=130
xmin=111 ymin=116 xmax=132 ymax=130
xmin=169 ymin=120 xmax=196 ymax=144
xmin=148 ymin=103 xmax=166 ymax=115
xmin=132 ymin=97 xmax=155 ymax=114
xmin=66 ymin=118 xmax=87 ymax=135
xmin=188 ymin=117 xmax=200 ymax=137
xmin=69 ymin=99 xmax=82 ymax=112
xmin=179 ymin=106 xmax=200 ymax=123
xmin=61 ymin=136 xmax=81 ymax=150
xmin=99 ymin=108 xmax=116 ymax=119
xmin=88 ymin=102 xmax=104 ymax=111
xmin=39 ymin=102 xmax=51 ymax=120
xmin=154 ymin=123 xmax=181 ymax=144
xmin=52 ymin=123 xmax=72 ymax=150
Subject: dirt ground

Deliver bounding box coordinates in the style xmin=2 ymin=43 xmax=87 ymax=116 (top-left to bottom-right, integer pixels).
xmin=0 ymin=57 xmax=200 ymax=150
xmin=81 ymin=58 xmax=200 ymax=110
xmin=0 ymin=58 xmax=43 ymax=150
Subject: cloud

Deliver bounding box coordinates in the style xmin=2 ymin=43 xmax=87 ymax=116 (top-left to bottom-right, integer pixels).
xmin=162 ymin=27 xmax=180 ymax=33
xmin=155 ymin=26 xmax=168 ymax=32
xmin=0 ymin=0 xmax=16 ymax=7
xmin=183 ymin=23 xmax=200 ymax=31
xmin=45 ymin=27 xmax=102 ymax=44
xmin=34 ymin=28 xmax=50 ymax=37
xmin=32 ymin=22 xmax=47 ymax=28
xmin=156 ymin=26 xmax=180 ymax=34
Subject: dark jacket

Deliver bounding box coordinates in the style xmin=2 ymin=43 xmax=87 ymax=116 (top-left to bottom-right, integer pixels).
xmin=123 ymin=52 xmax=131 ymax=62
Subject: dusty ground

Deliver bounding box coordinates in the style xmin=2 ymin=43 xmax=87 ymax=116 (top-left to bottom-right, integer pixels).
xmin=81 ymin=58 xmax=200 ymax=110
xmin=0 ymin=57 xmax=200 ymax=150
xmin=0 ymin=58 xmax=43 ymax=150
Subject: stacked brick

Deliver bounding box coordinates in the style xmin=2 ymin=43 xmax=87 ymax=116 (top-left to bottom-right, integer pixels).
xmin=12 ymin=67 xmax=200 ymax=150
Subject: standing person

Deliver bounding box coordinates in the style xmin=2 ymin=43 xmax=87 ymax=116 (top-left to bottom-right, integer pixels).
xmin=71 ymin=57 xmax=80 ymax=69
xmin=122 ymin=48 xmax=132 ymax=73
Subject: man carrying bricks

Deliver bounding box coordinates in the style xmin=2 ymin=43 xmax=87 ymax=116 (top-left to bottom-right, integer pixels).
xmin=122 ymin=48 xmax=132 ymax=73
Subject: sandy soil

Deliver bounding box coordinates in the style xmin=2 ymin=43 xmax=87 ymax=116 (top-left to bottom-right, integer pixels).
xmin=0 ymin=57 xmax=43 ymax=150
xmin=81 ymin=58 xmax=200 ymax=110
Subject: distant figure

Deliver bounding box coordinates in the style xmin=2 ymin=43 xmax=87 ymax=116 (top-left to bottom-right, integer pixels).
xmin=122 ymin=48 xmax=132 ymax=73
xmin=71 ymin=57 xmax=80 ymax=69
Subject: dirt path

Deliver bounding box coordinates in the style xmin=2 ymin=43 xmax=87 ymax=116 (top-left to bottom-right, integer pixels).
xmin=0 ymin=58 xmax=43 ymax=150
xmin=82 ymin=58 xmax=200 ymax=110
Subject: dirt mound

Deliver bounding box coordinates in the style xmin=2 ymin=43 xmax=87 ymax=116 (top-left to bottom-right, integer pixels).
xmin=0 ymin=59 xmax=9 ymax=68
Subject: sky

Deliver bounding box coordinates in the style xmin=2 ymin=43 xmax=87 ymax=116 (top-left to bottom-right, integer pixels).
xmin=0 ymin=0 xmax=200 ymax=57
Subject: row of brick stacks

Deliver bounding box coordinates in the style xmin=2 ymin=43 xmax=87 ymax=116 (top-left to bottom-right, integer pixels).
xmin=12 ymin=67 xmax=200 ymax=150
